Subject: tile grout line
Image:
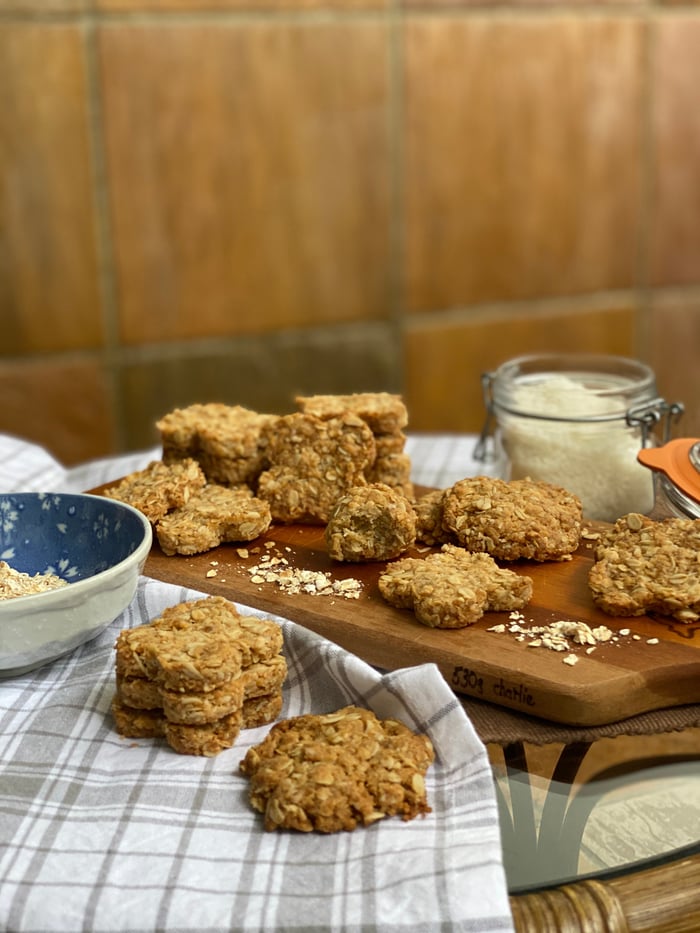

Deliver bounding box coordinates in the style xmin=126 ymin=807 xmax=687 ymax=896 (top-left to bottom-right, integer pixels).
xmin=82 ymin=15 xmax=128 ymax=452
xmin=634 ymin=9 xmax=656 ymax=364
xmin=387 ymin=0 xmax=407 ymax=391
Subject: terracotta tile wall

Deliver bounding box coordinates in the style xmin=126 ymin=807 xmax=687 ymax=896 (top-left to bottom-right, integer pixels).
xmin=1 ymin=0 xmax=699 ymax=466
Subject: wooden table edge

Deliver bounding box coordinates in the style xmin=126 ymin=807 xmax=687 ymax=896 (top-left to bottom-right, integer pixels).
xmin=510 ymin=849 xmax=700 ymax=932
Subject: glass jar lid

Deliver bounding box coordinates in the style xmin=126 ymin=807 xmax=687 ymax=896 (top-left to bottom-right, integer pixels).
xmin=487 ymin=353 xmax=659 ymax=423
xmin=638 ymin=438 xmax=700 ymax=517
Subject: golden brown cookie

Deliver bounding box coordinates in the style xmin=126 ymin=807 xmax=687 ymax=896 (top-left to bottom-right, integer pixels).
xmin=242 ymin=655 xmax=288 ymax=700
xmin=441 ymin=476 xmax=582 ymax=562
xmin=112 ymin=697 xmax=165 ymax=739
xmin=325 ymin=483 xmax=417 ymax=562
xmin=155 ymin=483 xmax=272 ymax=556
xmin=295 ymin=393 xmax=408 ymax=435
xmin=241 ymin=692 xmax=284 ymax=729
xmin=112 ymin=696 xmax=243 ymax=755
xmin=164 ymin=710 xmax=244 ymax=757
xmin=157 ymin=402 xmax=276 ymax=486
xmin=589 ymin=512 xmax=700 ymax=621
xmin=240 ymin=706 xmax=434 ymax=832
xmin=115 ymin=673 xmax=162 ymax=710
xmin=103 ymin=458 xmax=207 ymax=524
xmin=153 ymin=597 xmax=284 ymax=666
xmin=378 ymin=544 xmax=533 ymax=628
xmin=366 ymin=452 xmax=413 ymax=497
xmin=160 ymin=677 xmax=246 ymax=725
xmin=113 ymin=597 xmax=287 ymax=755
xmin=116 ymin=622 xmax=243 ymax=693
xmin=256 ymin=412 xmax=376 ymax=524
xmin=413 ymin=489 xmax=455 ymax=547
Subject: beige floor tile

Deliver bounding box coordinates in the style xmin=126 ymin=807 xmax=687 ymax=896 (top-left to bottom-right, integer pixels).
xmin=649 ymin=292 xmax=700 ymax=437
xmin=96 ymin=0 xmax=384 ymax=10
xmin=119 ymin=324 xmax=400 ymax=449
xmin=0 ymin=23 xmax=103 ymax=354
xmin=0 ymin=359 xmax=115 ymax=465
xmin=403 ymin=304 xmax=637 ymax=433
xmin=402 ymin=15 xmax=644 ymax=312
xmin=98 ymin=21 xmax=391 ymax=344
xmin=650 ymin=17 xmax=700 ymax=287
xmin=0 ymin=1 xmax=87 ymax=10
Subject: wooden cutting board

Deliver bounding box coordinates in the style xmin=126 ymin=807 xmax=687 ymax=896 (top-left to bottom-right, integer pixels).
xmin=124 ymin=505 xmax=700 ymax=728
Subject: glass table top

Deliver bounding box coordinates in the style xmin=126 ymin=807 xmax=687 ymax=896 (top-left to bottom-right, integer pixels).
xmin=488 ymin=727 xmax=700 ymax=894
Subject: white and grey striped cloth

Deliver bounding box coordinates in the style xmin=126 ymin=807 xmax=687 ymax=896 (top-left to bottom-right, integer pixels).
xmin=0 ymin=433 xmax=513 ymax=933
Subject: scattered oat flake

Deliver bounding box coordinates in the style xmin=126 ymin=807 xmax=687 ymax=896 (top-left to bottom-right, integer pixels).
xmin=646 ymin=637 xmax=660 ymax=645
xmin=486 ymin=612 xmax=649 ymax=661
xmin=245 ymin=556 xmax=361 ymax=599
xmin=206 ymin=569 xmax=218 ymax=578
xmin=563 ymin=654 xmax=579 ymax=666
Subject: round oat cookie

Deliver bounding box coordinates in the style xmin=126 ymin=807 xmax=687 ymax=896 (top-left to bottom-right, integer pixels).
xmin=156 ymin=484 xmax=271 ymax=556
xmin=164 ymin=709 xmax=243 ymax=757
xmin=256 ymin=412 xmax=376 ymax=524
xmin=589 ymin=512 xmax=700 ymax=621
xmin=325 ymin=483 xmax=416 ymax=562
xmin=413 ymin=489 xmax=455 ymax=547
xmin=112 ymin=696 xmax=165 ymax=739
xmin=143 ymin=624 xmax=243 ymax=693
xmin=441 ymin=476 xmax=582 ymax=562
xmin=377 ymin=557 xmax=424 ymax=609
xmin=160 ymin=676 xmax=245 ymax=725
xmin=241 ymin=692 xmax=284 ymax=729
xmin=240 ymin=705 xmax=434 ymax=833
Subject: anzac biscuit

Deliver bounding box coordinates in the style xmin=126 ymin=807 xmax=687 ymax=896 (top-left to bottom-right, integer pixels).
xmin=114 ymin=624 xmax=168 ymax=682
xmin=325 ymin=483 xmax=417 ymax=562
xmin=103 ymin=458 xmax=206 ymax=524
xmin=295 ymin=393 xmax=408 ymax=435
xmin=154 ymin=597 xmax=284 ymax=665
xmin=112 ymin=697 xmax=165 ymax=739
xmin=160 ymin=677 xmax=246 ymax=725
xmin=589 ymin=512 xmax=700 ymax=622
xmin=157 ymin=403 xmax=276 ymax=486
xmin=374 ymin=432 xmax=408 ymax=457
xmin=441 ymin=476 xmax=582 ymax=562
xmin=112 ymin=696 xmax=243 ymax=755
xmin=116 ymin=659 xmax=281 ymax=723
xmin=242 ymin=655 xmax=288 ymax=699
xmin=367 ymin=453 xmax=413 ymax=497
xmin=164 ymin=709 xmax=243 ymax=757
xmin=155 ymin=484 xmax=272 ymax=556
xmin=242 ymin=692 xmax=284 ymax=729
xmin=256 ymin=412 xmax=376 ymax=524
xmin=413 ymin=489 xmax=455 ymax=547
xmin=379 ymin=544 xmax=533 ymax=628
xmin=115 ymin=673 xmax=162 ymax=710
xmin=118 ymin=622 xmax=243 ymax=693
xmin=240 ymin=705 xmax=434 ymax=833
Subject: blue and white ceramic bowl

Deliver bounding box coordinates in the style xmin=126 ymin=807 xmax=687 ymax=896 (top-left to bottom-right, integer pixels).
xmin=0 ymin=492 xmax=152 ymax=677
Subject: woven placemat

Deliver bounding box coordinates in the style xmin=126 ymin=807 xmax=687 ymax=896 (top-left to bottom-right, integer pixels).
xmin=463 ymin=696 xmax=700 ymax=746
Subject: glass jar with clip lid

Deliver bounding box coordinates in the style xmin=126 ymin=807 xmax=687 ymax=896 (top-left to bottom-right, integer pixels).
xmin=473 ymin=353 xmax=684 ymax=523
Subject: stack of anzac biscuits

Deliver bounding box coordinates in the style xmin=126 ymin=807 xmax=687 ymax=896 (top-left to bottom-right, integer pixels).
xmin=112 ymin=596 xmax=287 ymax=756
xmin=103 ymin=392 xmax=413 ymax=553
